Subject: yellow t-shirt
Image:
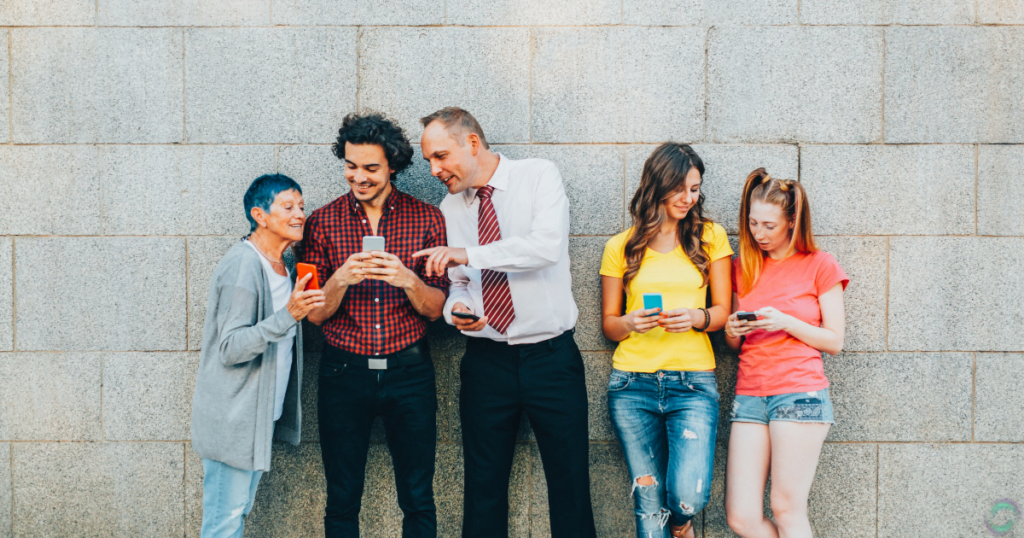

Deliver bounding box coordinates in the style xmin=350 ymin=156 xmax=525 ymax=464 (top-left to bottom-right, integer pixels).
xmin=599 ymin=223 xmax=733 ymax=373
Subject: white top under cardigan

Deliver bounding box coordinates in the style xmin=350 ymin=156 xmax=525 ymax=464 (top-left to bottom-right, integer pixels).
xmin=440 ymin=153 xmax=578 ymax=344
xmin=246 ymin=241 xmax=296 ymax=421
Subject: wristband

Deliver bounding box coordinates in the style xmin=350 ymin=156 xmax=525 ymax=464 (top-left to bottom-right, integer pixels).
xmin=693 ymin=307 xmax=711 ymax=332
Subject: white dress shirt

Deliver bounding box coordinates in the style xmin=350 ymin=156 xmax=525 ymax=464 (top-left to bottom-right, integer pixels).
xmin=440 ymin=153 xmax=578 ymax=344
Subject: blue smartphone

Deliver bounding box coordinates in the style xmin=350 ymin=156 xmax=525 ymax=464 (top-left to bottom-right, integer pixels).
xmin=642 ymin=293 xmax=663 ymax=316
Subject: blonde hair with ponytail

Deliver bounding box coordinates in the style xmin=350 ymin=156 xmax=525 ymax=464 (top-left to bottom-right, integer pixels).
xmin=737 ymin=168 xmax=817 ymax=296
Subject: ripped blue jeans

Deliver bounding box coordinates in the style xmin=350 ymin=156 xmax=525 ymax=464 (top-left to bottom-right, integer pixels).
xmin=608 ymin=369 xmax=719 ymax=538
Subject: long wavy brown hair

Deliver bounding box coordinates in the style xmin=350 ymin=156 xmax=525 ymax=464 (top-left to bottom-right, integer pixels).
xmin=737 ymin=167 xmax=817 ymax=296
xmin=623 ymin=143 xmax=711 ymax=288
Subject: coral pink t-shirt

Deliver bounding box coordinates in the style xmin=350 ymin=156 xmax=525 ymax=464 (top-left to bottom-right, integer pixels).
xmin=732 ymin=251 xmax=849 ymax=396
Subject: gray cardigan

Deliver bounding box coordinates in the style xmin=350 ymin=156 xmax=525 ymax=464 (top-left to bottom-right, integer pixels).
xmin=190 ymin=241 xmax=303 ymax=472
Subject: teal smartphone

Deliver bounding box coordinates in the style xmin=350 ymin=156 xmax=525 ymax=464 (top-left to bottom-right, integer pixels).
xmin=642 ymin=293 xmax=663 ymax=316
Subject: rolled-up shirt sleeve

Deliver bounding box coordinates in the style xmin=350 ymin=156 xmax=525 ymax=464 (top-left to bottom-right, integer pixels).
xmin=465 ymin=162 xmax=569 ymax=273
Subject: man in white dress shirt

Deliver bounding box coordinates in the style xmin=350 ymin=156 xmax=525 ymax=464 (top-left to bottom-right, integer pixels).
xmin=414 ymin=107 xmax=595 ymax=538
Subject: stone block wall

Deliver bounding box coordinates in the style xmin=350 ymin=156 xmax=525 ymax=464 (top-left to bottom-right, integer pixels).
xmin=1 ymin=1 xmax=1022 ymax=536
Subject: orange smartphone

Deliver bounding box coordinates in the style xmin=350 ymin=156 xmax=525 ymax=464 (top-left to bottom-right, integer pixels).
xmin=295 ymin=263 xmax=320 ymax=291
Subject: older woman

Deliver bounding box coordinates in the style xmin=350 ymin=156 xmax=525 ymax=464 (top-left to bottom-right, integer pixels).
xmin=191 ymin=174 xmax=325 ymax=537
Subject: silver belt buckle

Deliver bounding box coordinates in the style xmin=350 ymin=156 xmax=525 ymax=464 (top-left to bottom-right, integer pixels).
xmin=367 ymin=358 xmax=388 ymax=370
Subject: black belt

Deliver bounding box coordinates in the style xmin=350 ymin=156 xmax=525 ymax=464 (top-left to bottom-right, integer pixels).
xmin=324 ymin=339 xmax=428 ymax=370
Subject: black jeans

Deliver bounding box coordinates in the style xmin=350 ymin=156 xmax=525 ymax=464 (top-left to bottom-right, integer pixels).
xmin=318 ymin=343 xmax=437 ymax=538
xmin=460 ymin=331 xmax=596 ymax=538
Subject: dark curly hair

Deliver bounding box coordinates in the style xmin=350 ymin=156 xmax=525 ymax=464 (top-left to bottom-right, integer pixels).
xmin=332 ymin=113 xmax=414 ymax=181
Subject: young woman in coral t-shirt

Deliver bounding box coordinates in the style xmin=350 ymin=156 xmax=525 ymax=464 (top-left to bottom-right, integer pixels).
xmin=723 ymin=168 xmax=849 ymax=538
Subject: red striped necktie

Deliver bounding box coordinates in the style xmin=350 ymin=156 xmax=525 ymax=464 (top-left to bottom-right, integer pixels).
xmin=476 ymin=185 xmax=516 ymax=334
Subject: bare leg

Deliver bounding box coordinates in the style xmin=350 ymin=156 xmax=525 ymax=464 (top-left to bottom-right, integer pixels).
xmin=767 ymin=422 xmax=830 ymax=538
xmin=725 ymin=423 xmax=777 ymax=538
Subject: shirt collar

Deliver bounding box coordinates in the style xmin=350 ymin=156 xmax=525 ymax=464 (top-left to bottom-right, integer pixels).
xmin=462 ymin=152 xmax=510 ymax=207
xmin=346 ymin=184 xmax=404 ymax=214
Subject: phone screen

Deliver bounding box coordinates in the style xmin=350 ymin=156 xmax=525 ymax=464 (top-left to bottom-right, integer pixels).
xmin=642 ymin=293 xmax=663 ymax=316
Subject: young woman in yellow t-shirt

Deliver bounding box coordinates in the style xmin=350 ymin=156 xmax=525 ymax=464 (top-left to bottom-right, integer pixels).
xmin=600 ymin=143 xmax=733 ymax=538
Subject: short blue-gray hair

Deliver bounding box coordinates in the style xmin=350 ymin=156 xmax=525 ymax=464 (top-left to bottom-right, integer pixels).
xmin=243 ymin=174 xmax=303 ymax=232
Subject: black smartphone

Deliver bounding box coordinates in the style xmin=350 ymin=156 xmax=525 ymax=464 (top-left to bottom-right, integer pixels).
xmin=736 ymin=311 xmax=760 ymax=322
xmin=452 ymin=311 xmax=481 ymax=322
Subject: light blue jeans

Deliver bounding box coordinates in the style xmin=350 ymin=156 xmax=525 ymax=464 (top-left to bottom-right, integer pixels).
xmin=201 ymin=458 xmax=264 ymax=538
xmin=608 ymin=369 xmax=719 ymax=538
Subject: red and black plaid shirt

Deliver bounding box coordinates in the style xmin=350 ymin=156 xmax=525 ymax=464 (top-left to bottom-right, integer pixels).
xmin=297 ymin=188 xmax=450 ymax=355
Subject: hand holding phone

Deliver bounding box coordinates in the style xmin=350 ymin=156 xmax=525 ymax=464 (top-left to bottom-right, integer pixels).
xmin=451 ymin=311 xmax=481 ymax=322
xmin=295 ymin=263 xmax=320 ymax=291
xmin=736 ymin=311 xmax=761 ymax=322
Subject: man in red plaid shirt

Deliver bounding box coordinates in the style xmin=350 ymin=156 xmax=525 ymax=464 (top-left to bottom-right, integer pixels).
xmin=298 ymin=113 xmax=449 ymax=538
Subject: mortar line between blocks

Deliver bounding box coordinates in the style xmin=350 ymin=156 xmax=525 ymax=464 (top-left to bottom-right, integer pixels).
xmin=884 ymin=236 xmax=889 ymax=351
xmin=182 ymin=27 xmax=187 ymax=143
xmin=874 ymin=444 xmax=879 ymax=538
xmin=8 ymin=441 xmax=12 ymax=537
xmin=355 ymin=27 xmax=362 ymax=111
xmin=185 ymin=238 xmax=190 ymax=353
xmin=182 ymin=442 xmax=187 ymax=534
xmin=8 ymin=29 xmax=13 ymax=143
xmin=880 ymin=27 xmax=886 ymax=143
xmin=972 ymin=352 xmax=977 ymax=442
xmin=100 ymin=353 xmax=105 ymax=441
xmin=10 ymin=238 xmax=15 ymax=351
xmin=974 ymin=144 xmax=979 ymax=235
xmin=528 ymin=27 xmax=534 ymax=144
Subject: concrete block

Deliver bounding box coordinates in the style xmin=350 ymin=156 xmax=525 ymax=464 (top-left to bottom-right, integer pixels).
xmin=185 ymin=444 xmax=203 ymax=537
xmin=0 ymin=239 xmax=10 ymax=352
xmin=584 ymin=353 xmax=616 ymax=442
xmin=704 ymin=442 xmax=877 ymax=538
xmin=12 ymin=442 xmax=184 ymax=537
xmin=188 ymin=236 xmax=242 ymax=351
xmin=449 ymin=0 xmax=620 ymax=25
xmin=886 ymin=27 xmax=1024 ymax=143
xmin=879 ymin=444 xmax=1024 ymax=537
xmin=979 ymin=145 xmax=1024 ymax=235
xmin=980 ymin=0 xmax=1024 ymax=23
xmin=0 ymin=147 xmax=102 ymax=235
xmin=11 ymin=28 xmax=183 ymax=143
xmin=0 ymin=0 xmax=94 ymax=25
xmin=708 ymin=27 xmax=883 ymax=144
xmin=801 ymin=0 xmax=973 ymax=24
xmin=530 ymin=442 xmax=633 ymax=538
xmin=815 ymin=237 xmax=887 ymax=352
xmin=16 ymin=238 xmax=186 ymax=351
xmin=276 ymin=145 xmax=356 ymax=213
xmin=185 ymin=28 xmax=356 ymax=144
xmin=0 ymin=353 xmax=101 ymax=441
xmin=826 ymin=353 xmax=972 ymax=442
xmin=103 ymin=352 xmax=198 ymax=441
xmin=101 ymin=146 xmax=276 ymax=236
xmin=570 ymin=237 xmax=616 ymax=353
xmin=532 ymin=28 xmax=705 ymax=144
xmin=0 ymin=443 xmax=9 ymax=538
xmin=359 ymin=27 xmax=530 ymax=144
xmin=499 ymin=145 xmax=625 ymax=236
xmin=626 ymin=145 xmax=799 ymax=234
xmin=975 ymin=353 xmax=1024 ymax=442
xmin=889 ymin=238 xmax=1024 ymax=351
xmin=273 ymin=0 xmax=443 ymax=25
xmin=624 ymin=0 xmax=797 ymax=25
xmin=98 ymin=0 xmax=270 ymax=26
xmin=244 ymin=443 xmax=327 ymax=538
xmin=803 ymin=145 xmax=975 ymax=236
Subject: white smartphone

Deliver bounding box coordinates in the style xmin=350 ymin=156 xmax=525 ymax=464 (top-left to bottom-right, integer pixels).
xmin=362 ymin=236 xmax=386 ymax=253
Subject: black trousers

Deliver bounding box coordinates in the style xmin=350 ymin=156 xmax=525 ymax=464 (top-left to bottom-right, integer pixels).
xmin=460 ymin=331 xmax=596 ymax=538
xmin=318 ymin=343 xmax=437 ymax=538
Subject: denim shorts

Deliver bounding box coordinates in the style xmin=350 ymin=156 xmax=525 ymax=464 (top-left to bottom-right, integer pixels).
xmin=729 ymin=388 xmax=835 ymax=425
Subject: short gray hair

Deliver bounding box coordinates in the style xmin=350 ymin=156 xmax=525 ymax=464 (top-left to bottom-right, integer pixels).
xmin=419 ymin=107 xmax=489 ymax=149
